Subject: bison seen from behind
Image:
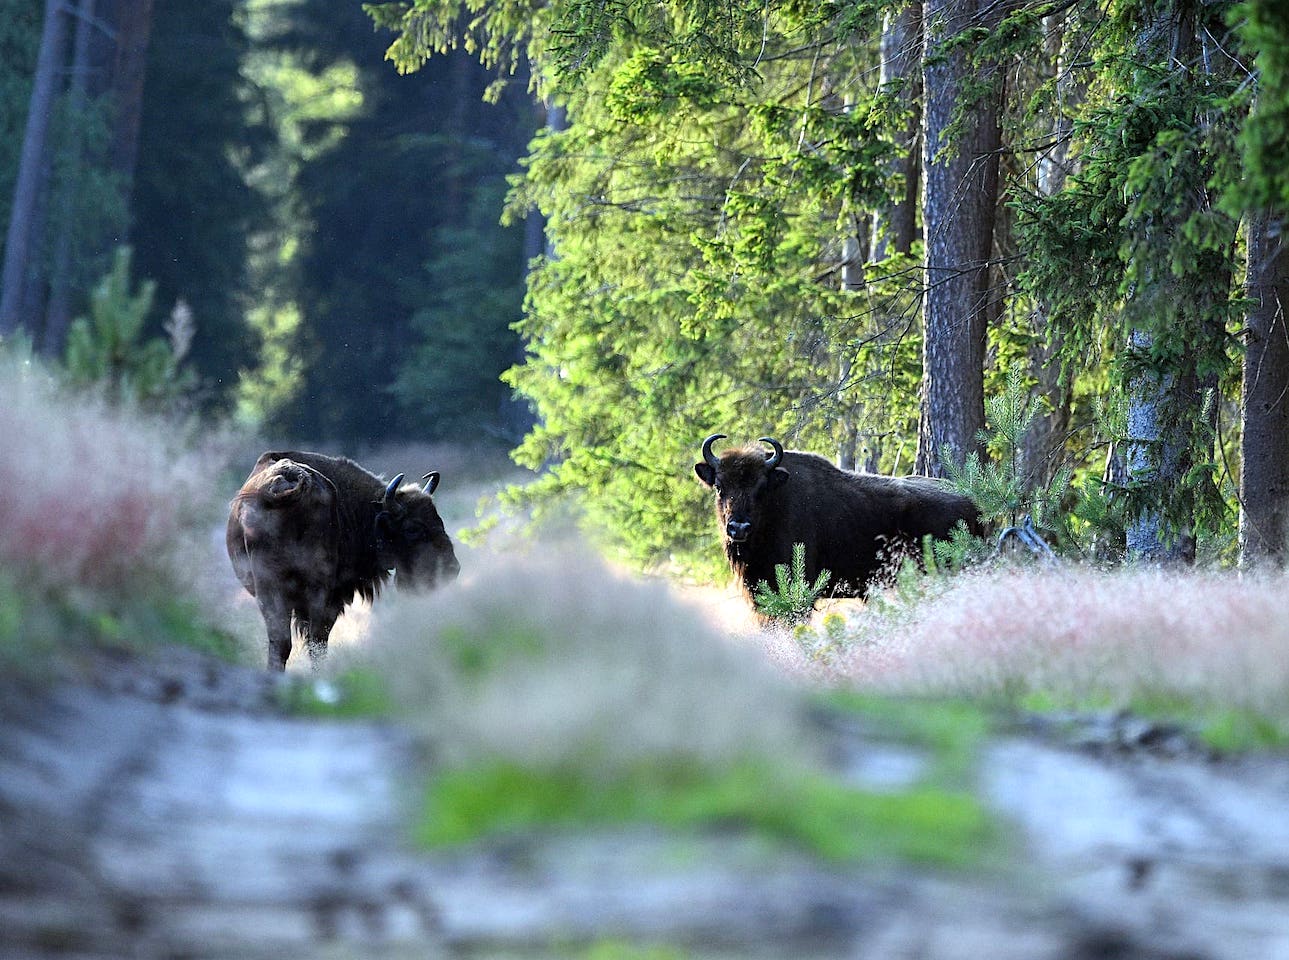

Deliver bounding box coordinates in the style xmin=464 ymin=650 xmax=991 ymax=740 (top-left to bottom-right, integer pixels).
xmin=694 ymin=434 xmax=981 ymax=609
xmin=227 ymin=450 xmax=460 ymax=670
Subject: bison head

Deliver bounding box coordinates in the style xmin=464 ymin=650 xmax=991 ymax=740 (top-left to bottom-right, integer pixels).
xmin=694 ymin=434 xmax=789 ymax=543
xmin=374 ymin=472 xmax=461 ymax=588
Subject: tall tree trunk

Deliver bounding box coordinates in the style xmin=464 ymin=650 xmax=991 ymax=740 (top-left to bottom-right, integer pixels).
xmin=1124 ymin=329 xmax=1199 ymax=562
xmin=870 ymin=2 xmax=922 ymax=264
xmin=1240 ymin=212 xmax=1289 ymax=567
xmin=106 ymin=0 xmax=155 ymax=198
xmin=1020 ymin=10 xmax=1083 ymax=491
xmin=0 ymin=0 xmax=68 ymax=339
xmin=915 ymin=0 xmax=1003 ymax=477
xmin=1124 ymin=1 xmax=1228 ymax=564
xmin=42 ymin=0 xmax=98 ymax=357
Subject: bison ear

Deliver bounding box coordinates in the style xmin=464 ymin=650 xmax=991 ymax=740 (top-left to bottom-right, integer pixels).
xmin=694 ymin=462 xmax=717 ymax=487
xmin=767 ymin=467 xmax=790 ymax=491
xmin=374 ymin=511 xmax=393 ymax=547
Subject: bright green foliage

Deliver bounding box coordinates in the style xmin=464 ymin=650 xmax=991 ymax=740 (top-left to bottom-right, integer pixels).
xmin=363 ymin=0 xmax=1273 ymax=573
xmin=366 ymin=0 xmax=777 ymax=87
xmin=1015 ymin=0 xmax=1242 ymax=549
xmin=64 ymin=247 xmax=194 ymax=408
xmin=493 ymin=17 xmax=924 ymax=568
xmin=753 ymin=542 xmax=832 ymax=624
xmin=944 ymin=369 xmax=1070 ymax=534
xmin=1231 ymin=0 xmax=1289 ymax=214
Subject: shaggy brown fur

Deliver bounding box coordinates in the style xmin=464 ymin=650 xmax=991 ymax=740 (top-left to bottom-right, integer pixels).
xmin=695 ymin=438 xmax=981 ymax=608
xmin=227 ymin=450 xmax=459 ymax=670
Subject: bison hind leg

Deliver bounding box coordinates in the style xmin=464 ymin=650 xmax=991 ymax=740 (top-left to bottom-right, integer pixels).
xmin=257 ymin=596 xmax=293 ymax=671
xmin=296 ymin=603 xmax=342 ymax=670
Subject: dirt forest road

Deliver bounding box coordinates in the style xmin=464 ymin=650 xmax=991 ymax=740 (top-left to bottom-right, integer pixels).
xmin=3 ymin=648 xmax=1289 ymax=960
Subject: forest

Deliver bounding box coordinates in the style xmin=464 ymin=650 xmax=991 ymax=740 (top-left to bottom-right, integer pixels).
xmin=1 ymin=0 xmax=1287 ymax=579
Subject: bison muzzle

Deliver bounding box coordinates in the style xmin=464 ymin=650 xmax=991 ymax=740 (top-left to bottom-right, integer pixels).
xmin=227 ymin=450 xmax=460 ymax=670
xmin=695 ymin=434 xmax=981 ymax=609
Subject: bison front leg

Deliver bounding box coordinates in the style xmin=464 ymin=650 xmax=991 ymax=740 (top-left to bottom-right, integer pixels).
xmin=257 ymin=595 xmax=294 ymax=671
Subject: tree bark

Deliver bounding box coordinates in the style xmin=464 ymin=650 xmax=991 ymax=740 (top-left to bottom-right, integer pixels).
xmin=0 ymin=0 xmax=69 ymax=339
xmin=42 ymin=0 xmax=98 ymax=357
xmin=1239 ymin=212 xmax=1289 ymax=567
xmin=106 ymin=0 xmax=155 ymax=197
xmin=1123 ymin=1 xmax=1228 ymax=564
xmin=1020 ymin=10 xmax=1083 ymax=491
xmin=915 ymin=0 xmax=1003 ymax=477
xmin=870 ymin=2 xmax=922 ymax=264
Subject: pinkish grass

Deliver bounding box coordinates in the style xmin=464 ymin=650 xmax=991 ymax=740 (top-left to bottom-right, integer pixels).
xmin=0 ymin=355 xmax=220 ymax=594
xmin=766 ymin=566 xmax=1289 ymax=721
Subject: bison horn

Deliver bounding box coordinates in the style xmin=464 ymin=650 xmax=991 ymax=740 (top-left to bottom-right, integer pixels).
xmin=383 ymin=473 xmax=404 ymax=509
xmin=421 ymin=471 xmax=440 ymax=495
xmin=701 ymin=434 xmax=726 ymax=468
xmin=758 ymin=437 xmax=784 ymax=469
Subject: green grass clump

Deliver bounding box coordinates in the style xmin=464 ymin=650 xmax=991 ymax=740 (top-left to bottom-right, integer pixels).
xmin=418 ymin=757 xmax=992 ymax=867
xmin=282 ymin=667 xmax=394 ymax=718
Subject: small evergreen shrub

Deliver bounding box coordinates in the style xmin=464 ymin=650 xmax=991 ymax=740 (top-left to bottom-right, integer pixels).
xmin=753 ymin=542 xmax=831 ymax=624
xmin=64 ymin=246 xmax=195 ymax=410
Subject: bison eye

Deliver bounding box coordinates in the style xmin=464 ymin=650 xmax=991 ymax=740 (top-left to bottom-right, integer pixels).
xmin=402 ymin=520 xmax=428 ymax=541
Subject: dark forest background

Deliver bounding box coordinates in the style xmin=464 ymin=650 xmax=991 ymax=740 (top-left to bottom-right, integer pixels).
xmin=0 ymin=0 xmax=537 ymax=447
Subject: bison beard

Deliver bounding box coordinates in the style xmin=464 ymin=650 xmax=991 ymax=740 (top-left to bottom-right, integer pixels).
xmin=694 ymin=435 xmax=981 ymax=611
xmin=228 ymin=450 xmax=460 ymax=670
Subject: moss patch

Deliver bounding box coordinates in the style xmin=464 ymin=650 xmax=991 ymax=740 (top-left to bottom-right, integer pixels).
xmin=417 ymin=757 xmax=993 ymax=866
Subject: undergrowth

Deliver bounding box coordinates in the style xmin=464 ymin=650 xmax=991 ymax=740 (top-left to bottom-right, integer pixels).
xmin=333 ymin=545 xmax=998 ymax=867
xmin=0 ymin=345 xmax=252 ymax=674
xmin=770 ymin=566 xmax=1289 ymax=753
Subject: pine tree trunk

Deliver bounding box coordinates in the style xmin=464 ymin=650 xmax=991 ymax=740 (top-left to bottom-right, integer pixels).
xmin=42 ymin=0 xmax=97 ymax=357
xmin=0 ymin=0 xmax=68 ymax=339
xmin=1240 ymin=212 xmax=1289 ymax=567
xmin=106 ymin=0 xmax=155 ymax=198
xmin=1124 ymin=329 xmax=1196 ymax=562
xmin=915 ymin=0 xmax=1003 ymax=477
xmin=1020 ymin=10 xmax=1083 ymax=490
xmin=870 ymin=3 xmax=921 ymax=263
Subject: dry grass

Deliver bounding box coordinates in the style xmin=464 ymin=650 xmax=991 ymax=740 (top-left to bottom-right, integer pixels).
xmin=766 ymin=565 xmax=1289 ymax=724
xmin=0 ymin=351 xmax=259 ymax=662
xmin=335 ymin=537 xmax=813 ymax=774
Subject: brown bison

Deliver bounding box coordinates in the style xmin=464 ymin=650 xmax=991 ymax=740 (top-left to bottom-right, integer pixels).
xmin=694 ymin=434 xmax=981 ymax=607
xmin=227 ymin=450 xmax=460 ymax=670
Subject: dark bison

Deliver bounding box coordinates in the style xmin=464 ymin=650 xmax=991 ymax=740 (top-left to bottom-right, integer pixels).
xmin=694 ymin=434 xmax=981 ymax=606
xmin=227 ymin=450 xmax=460 ymax=670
